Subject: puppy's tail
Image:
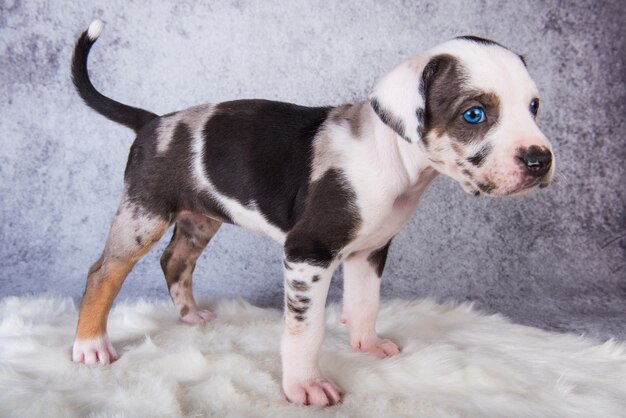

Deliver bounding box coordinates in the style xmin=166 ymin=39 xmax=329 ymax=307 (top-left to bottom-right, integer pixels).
xmin=71 ymin=20 xmax=158 ymax=133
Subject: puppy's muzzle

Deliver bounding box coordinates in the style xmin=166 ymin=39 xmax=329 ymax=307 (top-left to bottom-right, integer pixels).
xmin=517 ymin=146 xmax=553 ymax=179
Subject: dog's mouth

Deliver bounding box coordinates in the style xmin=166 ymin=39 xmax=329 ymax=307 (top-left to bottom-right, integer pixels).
xmin=466 ymin=172 xmax=553 ymax=197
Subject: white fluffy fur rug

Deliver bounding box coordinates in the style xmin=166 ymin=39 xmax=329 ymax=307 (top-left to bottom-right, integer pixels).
xmin=0 ymin=296 xmax=625 ymax=418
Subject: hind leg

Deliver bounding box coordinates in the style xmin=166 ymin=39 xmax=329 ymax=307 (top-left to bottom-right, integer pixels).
xmin=73 ymin=200 xmax=170 ymax=364
xmin=160 ymin=212 xmax=221 ymax=324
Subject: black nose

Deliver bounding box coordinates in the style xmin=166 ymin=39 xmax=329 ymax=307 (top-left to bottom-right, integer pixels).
xmin=517 ymin=146 xmax=552 ymax=177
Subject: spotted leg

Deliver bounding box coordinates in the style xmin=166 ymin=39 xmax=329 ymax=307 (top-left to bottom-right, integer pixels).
xmin=280 ymin=257 xmax=343 ymax=406
xmin=160 ymin=212 xmax=221 ymax=324
xmin=73 ymin=200 xmax=170 ymax=365
xmin=342 ymin=241 xmax=400 ymax=358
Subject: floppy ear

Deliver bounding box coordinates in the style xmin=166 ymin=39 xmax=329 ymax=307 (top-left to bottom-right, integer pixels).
xmin=368 ymin=53 xmax=450 ymax=145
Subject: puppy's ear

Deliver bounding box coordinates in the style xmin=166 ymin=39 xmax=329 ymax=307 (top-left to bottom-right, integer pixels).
xmin=369 ymin=53 xmax=454 ymax=144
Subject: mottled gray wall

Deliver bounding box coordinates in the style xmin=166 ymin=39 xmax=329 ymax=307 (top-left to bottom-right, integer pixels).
xmin=1 ymin=0 xmax=624 ymax=339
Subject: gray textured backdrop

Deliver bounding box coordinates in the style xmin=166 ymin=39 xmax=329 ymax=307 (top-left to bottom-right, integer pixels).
xmin=1 ymin=0 xmax=624 ymax=339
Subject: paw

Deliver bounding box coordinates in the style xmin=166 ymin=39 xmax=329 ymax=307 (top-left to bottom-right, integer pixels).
xmin=181 ymin=309 xmax=214 ymax=324
xmin=283 ymin=377 xmax=342 ymax=406
xmin=72 ymin=335 xmax=118 ymax=365
xmin=351 ymin=337 xmax=400 ymax=358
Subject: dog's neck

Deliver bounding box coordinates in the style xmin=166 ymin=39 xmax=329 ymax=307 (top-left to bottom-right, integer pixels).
xmin=364 ymin=102 xmax=439 ymax=198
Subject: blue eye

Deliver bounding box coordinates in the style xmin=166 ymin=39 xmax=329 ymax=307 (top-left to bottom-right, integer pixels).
xmin=530 ymin=98 xmax=539 ymax=116
xmin=463 ymin=107 xmax=486 ymax=124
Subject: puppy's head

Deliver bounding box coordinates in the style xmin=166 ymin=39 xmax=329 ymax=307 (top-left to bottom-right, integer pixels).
xmin=370 ymin=36 xmax=554 ymax=196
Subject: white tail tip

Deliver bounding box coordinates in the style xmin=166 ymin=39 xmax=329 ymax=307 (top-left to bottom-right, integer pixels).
xmin=87 ymin=20 xmax=103 ymax=40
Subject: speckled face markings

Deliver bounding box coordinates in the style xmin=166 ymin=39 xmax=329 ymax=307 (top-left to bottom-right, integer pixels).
xmin=476 ymin=180 xmax=496 ymax=194
xmin=467 ymin=142 xmax=493 ymax=167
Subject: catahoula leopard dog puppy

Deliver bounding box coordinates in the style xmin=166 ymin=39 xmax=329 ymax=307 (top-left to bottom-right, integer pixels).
xmin=71 ymin=20 xmax=554 ymax=406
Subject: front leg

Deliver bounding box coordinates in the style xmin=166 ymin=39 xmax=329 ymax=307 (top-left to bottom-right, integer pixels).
xmin=342 ymin=240 xmax=400 ymax=358
xmin=281 ymin=256 xmax=342 ymax=406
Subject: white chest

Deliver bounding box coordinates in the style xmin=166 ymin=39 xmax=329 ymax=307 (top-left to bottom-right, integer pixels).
xmin=347 ymin=178 xmax=435 ymax=255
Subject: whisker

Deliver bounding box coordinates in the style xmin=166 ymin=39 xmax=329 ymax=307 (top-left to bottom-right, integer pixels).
xmin=548 ymin=171 xmax=570 ymax=188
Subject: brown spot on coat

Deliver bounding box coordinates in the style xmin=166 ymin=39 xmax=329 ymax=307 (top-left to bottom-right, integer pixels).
xmin=289 ymin=280 xmax=310 ymax=292
xmin=287 ymin=301 xmax=308 ymax=315
xmin=284 ymin=169 xmax=361 ymax=268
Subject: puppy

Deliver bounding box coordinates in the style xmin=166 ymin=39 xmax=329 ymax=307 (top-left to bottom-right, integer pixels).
xmin=70 ymin=20 xmax=554 ymax=406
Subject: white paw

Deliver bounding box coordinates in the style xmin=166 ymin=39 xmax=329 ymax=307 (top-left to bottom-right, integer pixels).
xmin=283 ymin=377 xmax=342 ymax=406
xmin=181 ymin=309 xmax=214 ymax=324
xmin=351 ymin=337 xmax=400 ymax=358
xmin=72 ymin=335 xmax=118 ymax=365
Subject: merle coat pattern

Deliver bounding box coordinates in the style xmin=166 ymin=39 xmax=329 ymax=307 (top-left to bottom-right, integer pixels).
xmin=70 ymin=21 xmax=554 ymax=406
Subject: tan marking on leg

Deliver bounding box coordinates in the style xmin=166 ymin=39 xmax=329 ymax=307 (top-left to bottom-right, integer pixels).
xmin=76 ymin=258 xmax=136 ymax=339
xmin=75 ymin=201 xmax=170 ymax=340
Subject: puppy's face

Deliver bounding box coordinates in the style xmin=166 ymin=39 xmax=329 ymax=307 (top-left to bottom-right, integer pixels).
xmin=371 ymin=37 xmax=554 ymax=196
